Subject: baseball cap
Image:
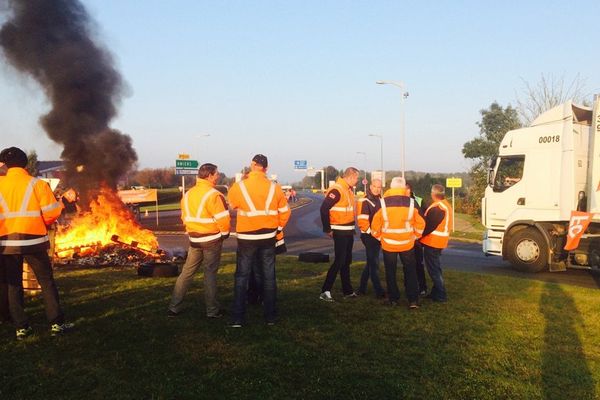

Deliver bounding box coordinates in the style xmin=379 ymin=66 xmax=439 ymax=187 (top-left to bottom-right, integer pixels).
xmin=252 ymin=154 xmax=268 ymax=168
xmin=0 ymin=147 xmax=28 ymax=168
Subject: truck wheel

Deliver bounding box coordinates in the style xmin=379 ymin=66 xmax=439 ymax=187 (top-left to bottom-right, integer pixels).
xmin=506 ymin=228 xmax=548 ymax=272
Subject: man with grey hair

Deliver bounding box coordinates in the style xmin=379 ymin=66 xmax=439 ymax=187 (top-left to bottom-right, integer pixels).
xmin=419 ymin=184 xmax=452 ymax=302
xmin=319 ymin=167 xmax=359 ymax=301
xmin=371 ymin=176 xmax=425 ymax=308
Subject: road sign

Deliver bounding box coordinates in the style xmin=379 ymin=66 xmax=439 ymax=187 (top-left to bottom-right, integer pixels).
xmin=294 ymin=160 xmax=308 ymax=170
xmin=362 ymin=178 xmax=368 ymax=185
xmin=446 ymin=177 xmax=463 ymax=188
xmin=175 ymin=168 xmax=198 ymax=176
xmin=178 ymin=153 xmax=190 ymax=159
xmin=176 ymin=159 xmax=198 ymax=169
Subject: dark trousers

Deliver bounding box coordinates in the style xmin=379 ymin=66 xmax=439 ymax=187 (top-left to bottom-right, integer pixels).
xmin=423 ymin=244 xmax=447 ymax=301
xmin=247 ymin=252 xmax=264 ymax=305
xmin=2 ymin=252 xmax=64 ymax=329
xmin=321 ymin=234 xmax=354 ymax=295
xmin=358 ymin=234 xmax=385 ymax=297
xmin=232 ymin=241 xmax=277 ymax=323
xmin=0 ymin=259 xmax=9 ymax=322
xmin=383 ymin=249 xmax=419 ymax=303
xmin=414 ymin=241 xmax=427 ymax=293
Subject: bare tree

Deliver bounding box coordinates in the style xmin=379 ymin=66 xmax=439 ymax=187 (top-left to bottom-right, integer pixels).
xmin=516 ymin=73 xmax=589 ymax=125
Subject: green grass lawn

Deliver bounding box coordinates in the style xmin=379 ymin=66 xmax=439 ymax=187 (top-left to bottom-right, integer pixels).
xmin=2 ymin=255 xmax=600 ymax=399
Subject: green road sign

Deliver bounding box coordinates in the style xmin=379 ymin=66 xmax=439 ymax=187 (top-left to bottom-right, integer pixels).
xmin=175 ymin=159 xmax=198 ymax=169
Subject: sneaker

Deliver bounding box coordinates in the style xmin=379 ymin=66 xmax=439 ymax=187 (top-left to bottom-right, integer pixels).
xmin=167 ymin=309 xmax=180 ymax=317
xmin=319 ymin=291 xmax=334 ymax=302
xmin=266 ymin=321 xmax=276 ymax=326
xmin=343 ymin=292 xmax=358 ymax=299
xmin=50 ymin=322 xmax=75 ymax=336
xmin=408 ymin=302 xmax=420 ymax=309
xmin=228 ymin=321 xmax=243 ymax=328
xmin=207 ymin=313 xmax=223 ymax=319
xmin=16 ymin=326 xmax=33 ymax=341
xmin=419 ymin=290 xmax=427 ymax=296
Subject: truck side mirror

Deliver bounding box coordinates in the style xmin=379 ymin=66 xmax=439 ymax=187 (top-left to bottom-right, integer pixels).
xmin=487 ymin=156 xmax=497 ymax=187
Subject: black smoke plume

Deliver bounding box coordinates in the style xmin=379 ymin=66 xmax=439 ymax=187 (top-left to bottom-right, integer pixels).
xmin=0 ymin=0 xmax=137 ymax=193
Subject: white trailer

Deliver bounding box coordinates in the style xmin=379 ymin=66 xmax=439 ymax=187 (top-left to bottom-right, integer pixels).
xmin=482 ymin=96 xmax=600 ymax=272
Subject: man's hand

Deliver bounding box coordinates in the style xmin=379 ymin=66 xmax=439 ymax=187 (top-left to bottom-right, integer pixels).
xmin=326 ymin=231 xmax=333 ymax=238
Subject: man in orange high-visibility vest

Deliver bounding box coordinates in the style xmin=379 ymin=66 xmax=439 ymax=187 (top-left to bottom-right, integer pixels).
xmin=168 ymin=163 xmax=230 ymax=318
xmin=371 ymin=177 xmax=425 ymax=309
xmin=319 ymin=167 xmax=359 ymax=302
xmin=0 ymin=147 xmax=73 ymax=340
xmin=420 ymin=184 xmax=453 ymax=302
xmin=227 ymin=154 xmax=291 ymax=327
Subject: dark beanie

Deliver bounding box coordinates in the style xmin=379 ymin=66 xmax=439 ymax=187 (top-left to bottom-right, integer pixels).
xmin=0 ymin=147 xmax=28 ymax=168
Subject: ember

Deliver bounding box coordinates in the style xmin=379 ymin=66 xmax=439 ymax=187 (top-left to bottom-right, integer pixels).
xmin=54 ymin=187 xmax=160 ymax=263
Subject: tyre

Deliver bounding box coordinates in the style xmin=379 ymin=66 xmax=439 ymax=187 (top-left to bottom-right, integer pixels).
xmin=298 ymin=252 xmax=330 ymax=263
xmin=506 ymin=228 xmax=548 ymax=272
xmin=137 ymin=263 xmax=179 ymax=278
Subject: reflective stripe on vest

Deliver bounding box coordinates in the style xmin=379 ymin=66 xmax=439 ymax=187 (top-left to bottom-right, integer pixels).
xmin=0 ymin=177 xmax=46 ymax=220
xmin=188 ymin=232 xmax=226 ymax=243
xmin=236 ymin=231 xmax=277 ymax=240
xmin=329 ymin=184 xmax=353 ymax=212
xmin=184 ymin=188 xmax=221 ymax=223
xmin=425 ymin=201 xmax=450 ymax=237
xmin=330 ymin=224 xmax=355 ymax=230
xmin=0 ymin=235 xmax=49 ymax=247
xmin=238 ymin=180 xmax=277 ymax=217
xmin=380 ymin=196 xmax=414 ymax=234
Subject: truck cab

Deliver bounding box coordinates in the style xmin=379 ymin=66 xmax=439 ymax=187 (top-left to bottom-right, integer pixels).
xmin=482 ymin=98 xmax=600 ymax=272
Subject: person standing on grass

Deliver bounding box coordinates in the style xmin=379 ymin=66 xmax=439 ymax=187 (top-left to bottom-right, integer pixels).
xmin=168 ymin=163 xmax=231 ymax=318
xmin=227 ymin=154 xmax=291 ymax=327
xmin=319 ymin=167 xmax=359 ymax=302
xmin=0 ymin=147 xmax=73 ymax=340
xmin=371 ymin=177 xmax=425 ymax=309
xmin=405 ymin=181 xmax=427 ymax=296
xmin=356 ymin=178 xmax=385 ymax=298
xmin=420 ymin=184 xmax=452 ymax=302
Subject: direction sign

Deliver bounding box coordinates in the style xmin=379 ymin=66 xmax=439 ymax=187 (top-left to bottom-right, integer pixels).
xmin=446 ymin=177 xmax=463 ymax=188
xmin=176 ymin=159 xmax=198 ymax=169
xmin=175 ymin=168 xmax=198 ymax=176
xmin=294 ymin=160 xmax=308 ymax=170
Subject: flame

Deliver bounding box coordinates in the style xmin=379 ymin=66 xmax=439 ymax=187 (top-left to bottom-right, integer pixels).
xmin=55 ymin=187 xmax=158 ymax=258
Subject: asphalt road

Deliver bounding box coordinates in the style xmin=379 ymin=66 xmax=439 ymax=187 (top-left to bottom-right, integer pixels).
xmin=142 ymin=192 xmax=600 ymax=289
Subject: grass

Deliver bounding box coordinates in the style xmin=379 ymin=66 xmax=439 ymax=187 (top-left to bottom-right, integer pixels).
xmin=451 ymin=212 xmax=485 ymax=241
xmin=2 ymin=255 xmax=600 ymax=399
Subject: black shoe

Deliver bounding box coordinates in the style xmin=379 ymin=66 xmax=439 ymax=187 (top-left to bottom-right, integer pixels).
xmin=167 ymin=309 xmax=180 ymax=317
xmin=207 ymin=313 xmax=223 ymax=319
xmin=266 ymin=320 xmax=276 ymax=326
xmin=228 ymin=321 xmax=243 ymax=328
xmin=343 ymin=292 xmax=358 ymax=299
xmin=387 ymin=300 xmax=399 ymax=307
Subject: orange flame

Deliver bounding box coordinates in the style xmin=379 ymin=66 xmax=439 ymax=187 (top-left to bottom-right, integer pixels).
xmin=55 ymin=187 xmax=158 ymax=258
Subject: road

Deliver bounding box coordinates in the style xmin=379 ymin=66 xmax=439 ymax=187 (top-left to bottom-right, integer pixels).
xmin=142 ymin=192 xmax=600 ymax=289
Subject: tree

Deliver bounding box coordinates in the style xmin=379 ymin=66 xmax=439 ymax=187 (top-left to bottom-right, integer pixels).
xmin=462 ymin=102 xmax=521 ymax=215
xmin=26 ymin=150 xmax=38 ymax=176
xmin=516 ymin=73 xmax=589 ymax=125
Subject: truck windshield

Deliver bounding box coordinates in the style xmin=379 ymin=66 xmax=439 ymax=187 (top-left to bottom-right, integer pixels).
xmin=493 ymin=156 xmax=525 ymax=192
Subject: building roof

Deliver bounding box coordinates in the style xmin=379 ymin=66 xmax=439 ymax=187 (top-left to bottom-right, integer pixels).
xmin=37 ymin=161 xmax=64 ymax=173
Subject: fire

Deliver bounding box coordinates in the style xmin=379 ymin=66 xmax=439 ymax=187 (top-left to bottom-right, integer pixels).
xmin=54 ymin=187 xmax=159 ymax=259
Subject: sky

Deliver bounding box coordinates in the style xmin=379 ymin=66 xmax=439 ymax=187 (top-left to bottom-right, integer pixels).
xmin=1 ymin=0 xmax=599 ymax=183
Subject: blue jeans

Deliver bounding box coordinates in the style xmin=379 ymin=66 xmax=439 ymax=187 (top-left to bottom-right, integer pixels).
xmin=231 ymin=241 xmax=277 ymax=323
xmin=423 ymin=244 xmax=447 ymax=301
xmin=321 ymin=234 xmax=354 ymax=295
xmin=169 ymin=240 xmax=223 ymax=316
xmin=358 ymin=234 xmax=385 ymax=297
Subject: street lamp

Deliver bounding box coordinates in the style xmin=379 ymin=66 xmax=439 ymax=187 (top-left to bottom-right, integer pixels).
xmin=376 ymin=80 xmax=409 ymax=179
xmin=356 ymin=151 xmax=367 ymax=192
xmin=368 ymin=133 xmax=384 ymax=187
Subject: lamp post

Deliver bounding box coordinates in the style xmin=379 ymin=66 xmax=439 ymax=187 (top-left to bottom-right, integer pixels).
xmin=368 ymin=133 xmax=384 ymax=187
xmin=356 ymin=151 xmax=367 ymax=192
xmin=376 ymin=80 xmax=409 ymax=179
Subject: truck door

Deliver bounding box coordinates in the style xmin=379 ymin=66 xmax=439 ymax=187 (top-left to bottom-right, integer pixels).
xmin=486 ymin=155 xmax=526 ymax=228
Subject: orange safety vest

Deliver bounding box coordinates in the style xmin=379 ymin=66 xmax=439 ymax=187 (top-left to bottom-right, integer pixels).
xmin=357 ymin=196 xmax=377 ymax=234
xmin=326 ymin=177 xmax=355 ymax=231
xmin=0 ymin=167 xmax=63 ymax=254
xmin=181 ymin=178 xmax=230 ymax=244
xmin=420 ymin=199 xmax=452 ymax=249
xmin=371 ymin=188 xmax=425 ymax=252
xmin=228 ymin=171 xmax=291 ymax=241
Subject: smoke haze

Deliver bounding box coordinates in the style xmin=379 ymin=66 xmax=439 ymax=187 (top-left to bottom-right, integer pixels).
xmin=0 ymin=0 xmax=137 ymax=191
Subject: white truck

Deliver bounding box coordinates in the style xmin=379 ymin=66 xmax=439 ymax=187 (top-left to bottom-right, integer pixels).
xmin=482 ymin=96 xmax=600 ymax=272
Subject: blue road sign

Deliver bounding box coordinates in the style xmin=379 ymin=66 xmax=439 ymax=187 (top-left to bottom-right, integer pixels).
xmin=294 ymin=160 xmax=307 ymax=170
